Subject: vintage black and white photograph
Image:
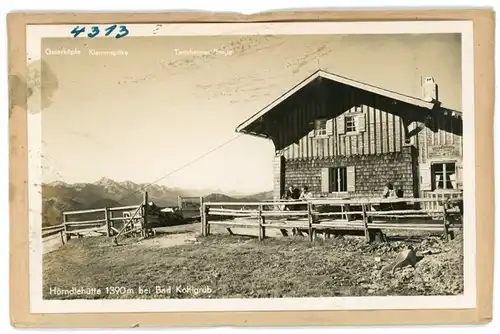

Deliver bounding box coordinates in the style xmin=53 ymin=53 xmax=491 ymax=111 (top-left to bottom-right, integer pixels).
xmin=27 ymin=21 xmax=475 ymax=313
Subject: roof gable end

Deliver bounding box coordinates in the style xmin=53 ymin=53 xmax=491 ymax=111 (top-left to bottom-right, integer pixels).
xmin=236 ymin=70 xmax=441 ymax=134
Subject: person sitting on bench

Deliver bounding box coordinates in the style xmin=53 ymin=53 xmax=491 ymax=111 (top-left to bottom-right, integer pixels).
xmin=285 ymin=185 xmax=301 ymax=211
xmin=299 ymin=186 xmax=313 ymax=200
xmin=382 ymin=182 xmax=397 ymax=198
xmin=381 ymin=182 xmax=397 ymax=210
xmin=298 ymin=186 xmax=312 ymax=212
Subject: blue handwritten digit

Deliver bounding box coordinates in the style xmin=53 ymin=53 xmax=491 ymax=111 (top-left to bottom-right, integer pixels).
xmin=105 ymin=24 xmax=117 ymax=37
xmin=88 ymin=26 xmax=100 ymax=38
xmin=115 ymin=25 xmax=129 ymax=39
xmin=70 ymin=26 xmax=85 ymax=38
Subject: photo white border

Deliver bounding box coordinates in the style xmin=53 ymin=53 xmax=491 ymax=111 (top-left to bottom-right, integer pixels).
xmin=27 ymin=21 xmax=476 ymax=314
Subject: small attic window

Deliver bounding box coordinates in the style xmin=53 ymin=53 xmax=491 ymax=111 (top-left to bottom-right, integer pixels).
xmin=314 ymin=119 xmax=327 ymax=136
xmin=345 ymin=115 xmax=357 ymax=133
xmin=354 ymin=104 xmax=363 ymax=113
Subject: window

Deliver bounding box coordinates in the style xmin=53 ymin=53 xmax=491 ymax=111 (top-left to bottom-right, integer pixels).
xmin=321 ymin=166 xmax=355 ymax=193
xmin=329 ymin=167 xmax=347 ymax=192
xmin=345 ymin=116 xmax=357 ymax=133
xmin=354 ymin=104 xmax=363 ymax=113
xmin=337 ymin=113 xmax=366 ymax=135
xmin=431 ymin=162 xmax=456 ymax=190
xmin=314 ymin=119 xmax=327 ymax=137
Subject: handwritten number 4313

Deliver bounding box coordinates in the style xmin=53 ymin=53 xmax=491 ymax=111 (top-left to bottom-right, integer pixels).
xmin=71 ymin=25 xmax=129 ymax=38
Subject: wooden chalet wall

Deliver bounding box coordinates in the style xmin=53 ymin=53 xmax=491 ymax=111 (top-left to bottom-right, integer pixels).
xmin=414 ymin=114 xmax=463 ymax=164
xmin=281 ymin=103 xmax=406 ymax=159
xmin=266 ymin=80 xmax=462 ymax=198
xmin=272 ymin=80 xmax=409 ymax=159
xmin=415 ymin=114 xmax=464 ymax=193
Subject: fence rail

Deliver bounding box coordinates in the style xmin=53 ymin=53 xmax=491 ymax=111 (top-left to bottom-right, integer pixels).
xmin=63 ymin=208 xmax=106 ymax=215
xmin=200 ymin=196 xmax=463 ymax=242
xmin=41 ymin=224 xmax=65 ymax=240
xmin=42 ymin=193 xmax=463 ymax=249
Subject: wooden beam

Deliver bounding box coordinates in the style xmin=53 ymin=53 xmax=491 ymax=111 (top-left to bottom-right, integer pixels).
xmin=443 ymin=204 xmax=450 ymax=242
xmin=64 ymin=208 xmax=106 ymax=215
xmin=112 ymin=205 xmax=142 ymax=244
xmin=308 ymin=202 xmax=314 ymax=242
xmin=401 ymin=118 xmax=412 ymax=144
xmin=362 ymin=204 xmax=369 ymax=242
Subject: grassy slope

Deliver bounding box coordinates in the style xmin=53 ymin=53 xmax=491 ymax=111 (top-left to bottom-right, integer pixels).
xmin=43 ymin=225 xmax=463 ymax=300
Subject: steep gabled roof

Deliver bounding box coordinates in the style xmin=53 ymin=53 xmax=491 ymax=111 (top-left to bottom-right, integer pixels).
xmin=236 ymin=69 xmax=460 ymax=135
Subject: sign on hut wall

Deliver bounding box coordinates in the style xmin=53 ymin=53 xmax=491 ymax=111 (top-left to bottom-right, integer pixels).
xmin=428 ymin=145 xmax=461 ymax=159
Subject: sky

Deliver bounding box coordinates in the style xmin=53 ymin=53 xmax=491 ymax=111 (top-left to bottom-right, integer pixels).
xmin=38 ymin=33 xmax=462 ymax=194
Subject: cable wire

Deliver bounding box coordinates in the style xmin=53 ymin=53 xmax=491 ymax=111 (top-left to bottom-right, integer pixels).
xmin=114 ymin=133 xmax=245 ymax=204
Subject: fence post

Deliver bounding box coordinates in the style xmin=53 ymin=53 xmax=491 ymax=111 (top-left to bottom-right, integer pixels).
xmin=200 ymin=196 xmax=206 ymax=236
xmin=143 ymin=191 xmax=149 ymax=238
xmin=258 ymin=204 xmax=263 ymax=241
xmin=262 ymin=205 xmax=266 ymax=239
xmin=362 ymin=203 xmax=370 ymax=242
xmin=201 ymin=203 xmax=211 ymax=236
xmin=442 ymin=201 xmax=450 ymax=242
xmin=205 ymin=204 xmax=211 ymax=236
xmin=104 ymin=207 xmax=112 ymax=237
xmin=60 ymin=229 xmax=65 ymax=245
xmin=63 ymin=213 xmax=71 ymax=242
xmin=308 ymin=202 xmax=314 ymax=242
xmin=108 ymin=210 xmax=114 ymax=236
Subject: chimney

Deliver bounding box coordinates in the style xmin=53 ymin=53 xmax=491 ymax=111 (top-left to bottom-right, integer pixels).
xmin=421 ymin=76 xmax=438 ymax=102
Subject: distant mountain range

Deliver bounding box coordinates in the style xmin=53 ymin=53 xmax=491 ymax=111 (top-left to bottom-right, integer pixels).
xmin=42 ymin=178 xmax=272 ymax=226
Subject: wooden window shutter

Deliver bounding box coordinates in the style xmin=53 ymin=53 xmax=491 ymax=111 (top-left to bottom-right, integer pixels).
xmin=337 ymin=115 xmax=345 ymax=135
xmin=357 ymin=113 xmax=366 ymax=132
xmin=326 ymin=119 xmax=334 ymax=136
xmin=346 ymin=166 xmax=356 ymax=192
xmin=321 ymin=168 xmax=330 ymax=193
xmin=419 ymin=163 xmax=432 ymax=191
xmin=456 ymin=161 xmax=464 ymax=189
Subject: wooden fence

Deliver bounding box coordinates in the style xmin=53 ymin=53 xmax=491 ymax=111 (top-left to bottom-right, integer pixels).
xmin=422 ymin=190 xmax=463 ymax=212
xmin=42 ymin=194 xmax=463 ymax=247
xmin=41 ymin=223 xmax=66 ymax=245
xmin=66 ymin=205 xmax=143 ymax=240
xmin=199 ymin=196 xmax=463 ymax=242
xmin=41 ymin=192 xmax=154 ymax=247
xmin=41 ymin=204 xmax=143 ymax=244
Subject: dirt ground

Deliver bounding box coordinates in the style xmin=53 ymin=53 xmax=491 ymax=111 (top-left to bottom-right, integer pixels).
xmin=42 ymin=223 xmax=463 ymax=299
